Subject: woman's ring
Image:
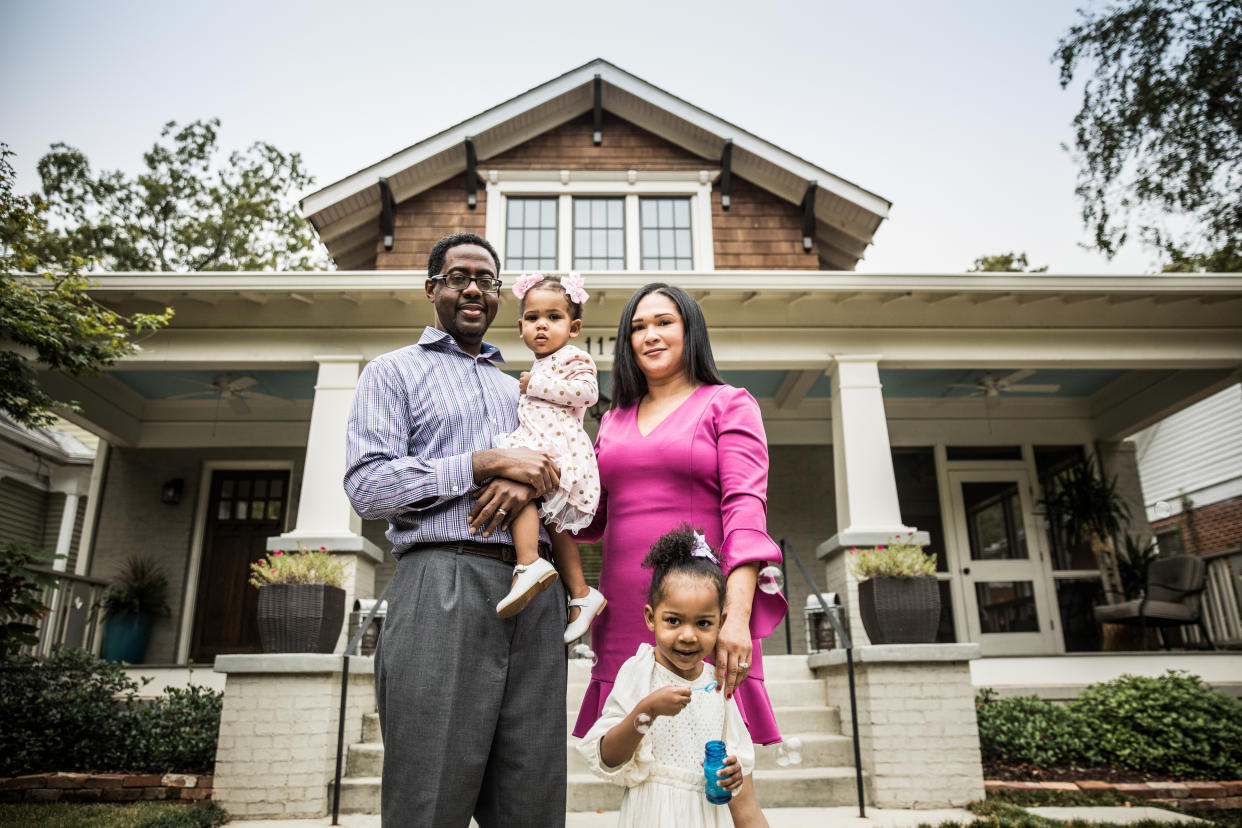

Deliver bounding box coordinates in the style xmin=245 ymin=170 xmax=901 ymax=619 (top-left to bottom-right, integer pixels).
xmin=496 ymin=508 xmax=507 ymax=517
xmin=738 ymin=661 xmax=749 ymax=670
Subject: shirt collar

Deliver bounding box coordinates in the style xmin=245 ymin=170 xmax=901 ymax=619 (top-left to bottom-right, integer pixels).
xmin=417 ymin=326 xmax=506 ymax=364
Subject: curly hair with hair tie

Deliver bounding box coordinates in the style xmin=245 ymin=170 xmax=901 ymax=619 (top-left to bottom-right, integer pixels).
xmin=642 ymin=523 xmax=726 ymax=609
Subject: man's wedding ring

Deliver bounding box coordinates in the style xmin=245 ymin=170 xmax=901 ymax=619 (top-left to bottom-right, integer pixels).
xmin=495 ymin=508 xmax=507 ymax=517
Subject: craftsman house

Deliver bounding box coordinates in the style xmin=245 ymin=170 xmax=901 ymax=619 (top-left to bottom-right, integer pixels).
xmin=30 ymin=59 xmax=1242 ymax=671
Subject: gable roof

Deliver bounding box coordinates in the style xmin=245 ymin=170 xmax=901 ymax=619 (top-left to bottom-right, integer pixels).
xmin=301 ymin=59 xmax=891 ymax=271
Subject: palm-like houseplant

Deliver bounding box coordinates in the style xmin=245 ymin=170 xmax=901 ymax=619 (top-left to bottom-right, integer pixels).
xmin=1040 ymin=457 xmax=1130 ymax=604
xmin=100 ymin=555 xmax=170 ymax=663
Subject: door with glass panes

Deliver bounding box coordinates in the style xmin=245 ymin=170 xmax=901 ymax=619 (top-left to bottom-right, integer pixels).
xmin=946 ymin=467 xmax=1059 ymax=655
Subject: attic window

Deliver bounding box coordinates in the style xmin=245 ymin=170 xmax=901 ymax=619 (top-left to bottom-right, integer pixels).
xmin=484 ymin=170 xmax=715 ymax=271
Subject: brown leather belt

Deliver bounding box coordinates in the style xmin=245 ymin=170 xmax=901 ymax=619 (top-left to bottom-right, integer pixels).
xmin=409 ymin=541 xmax=550 ymax=564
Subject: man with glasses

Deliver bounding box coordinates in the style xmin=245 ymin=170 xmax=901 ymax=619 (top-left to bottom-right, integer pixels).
xmin=345 ymin=232 xmax=566 ymax=827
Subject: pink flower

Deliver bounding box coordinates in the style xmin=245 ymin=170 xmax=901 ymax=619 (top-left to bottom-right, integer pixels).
xmin=319 ymin=546 xmax=326 ymax=551
xmin=274 ymin=550 xmax=282 ymax=556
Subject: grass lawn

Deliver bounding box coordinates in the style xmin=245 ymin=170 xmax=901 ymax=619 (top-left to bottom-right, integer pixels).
xmin=973 ymin=790 xmax=1242 ymax=828
xmin=0 ymin=801 xmax=226 ymax=828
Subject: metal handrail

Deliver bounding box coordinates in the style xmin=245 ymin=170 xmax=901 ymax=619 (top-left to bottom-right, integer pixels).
xmin=779 ymin=539 xmax=866 ymax=818
xmin=331 ymin=583 xmax=391 ymax=827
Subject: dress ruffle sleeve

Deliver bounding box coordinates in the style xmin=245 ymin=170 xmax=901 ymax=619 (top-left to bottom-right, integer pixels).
xmin=724 ymin=696 xmax=756 ymax=776
xmin=576 ymin=646 xmax=658 ymax=787
xmin=525 ymin=347 xmax=599 ymax=409
xmin=716 ymin=387 xmax=788 ymax=639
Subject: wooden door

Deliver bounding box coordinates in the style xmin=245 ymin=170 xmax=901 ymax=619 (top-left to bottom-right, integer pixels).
xmin=190 ymin=470 xmax=289 ymax=661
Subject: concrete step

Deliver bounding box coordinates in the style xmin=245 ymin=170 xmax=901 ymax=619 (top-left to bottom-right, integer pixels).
xmin=567 ymin=703 xmax=841 ymax=736
xmin=565 ymin=767 xmax=869 ymax=812
xmin=362 ymin=712 xmax=380 ymax=743
xmin=565 ymin=677 xmax=826 ymax=709
xmin=566 ymin=732 xmax=854 ymax=775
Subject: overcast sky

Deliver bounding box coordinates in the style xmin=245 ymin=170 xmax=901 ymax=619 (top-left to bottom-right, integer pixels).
xmin=1 ymin=0 xmax=1159 ymax=274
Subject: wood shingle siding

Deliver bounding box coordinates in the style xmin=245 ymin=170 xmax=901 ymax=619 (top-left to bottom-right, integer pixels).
xmin=376 ymin=173 xmax=487 ymax=271
xmin=486 ymin=113 xmax=707 ymax=170
xmin=712 ymin=179 xmax=820 ymax=270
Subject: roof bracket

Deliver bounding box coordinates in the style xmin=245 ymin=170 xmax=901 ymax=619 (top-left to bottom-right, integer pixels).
xmin=378 ymin=178 xmax=397 ymax=251
xmin=800 ymin=180 xmax=818 ymax=252
xmin=592 ymin=74 xmax=603 ymax=145
xmin=464 ymin=137 xmax=479 ymax=209
xmin=719 ymin=139 xmax=733 ymax=210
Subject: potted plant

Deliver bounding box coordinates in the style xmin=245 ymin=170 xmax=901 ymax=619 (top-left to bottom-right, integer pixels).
xmin=100 ymin=555 xmax=170 ymax=663
xmin=1040 ymin=458 xmax=1131 ymax=603
xmin=848 ymin=534 xmax=939 ymax=644
xmin=249 ymin=545 xmax=346 ymax=653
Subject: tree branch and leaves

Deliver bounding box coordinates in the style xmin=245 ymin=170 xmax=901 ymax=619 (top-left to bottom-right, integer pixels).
xmin=1 ymin=144 xmax=173 ymax=429
xmin=968 ymin=252 xmax=1049 ymax=273
xmin=1055 ymin=0 xmax=1242 ymax=268
xmin=30 ymin=118 xmax=326 ymax=272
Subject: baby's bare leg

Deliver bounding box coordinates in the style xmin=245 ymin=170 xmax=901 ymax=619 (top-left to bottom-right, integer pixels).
xmin=728 ymin=774 xmax=769 ymax=828
xmin=511 ymin=503 xmax=541 ymax=569
xmin=550 ymin=528 xmax=589 ymax=619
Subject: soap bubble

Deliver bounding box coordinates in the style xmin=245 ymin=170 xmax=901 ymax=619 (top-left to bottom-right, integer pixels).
xmin=775 ymin=737 xmax=804 ymax=767
xmin=757 ymin=565 xmax=784 ymax=595
xmin=570 ymin=643 xmax=597 ymax=668
xmin=634 ymin=713 xmax=652 ymax=735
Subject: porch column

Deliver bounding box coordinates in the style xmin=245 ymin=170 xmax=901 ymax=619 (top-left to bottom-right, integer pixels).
xmin=269 ymin=355 xmax=383 ymax=652
xmin=817 ymin=356 xmax=928 ymax=646
xmin=52 ymin=493 xmax=80 ymax=573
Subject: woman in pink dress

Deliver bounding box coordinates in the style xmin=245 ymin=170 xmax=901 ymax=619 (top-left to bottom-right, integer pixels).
xmin=573 ymin=283 xmax=788 ymax=764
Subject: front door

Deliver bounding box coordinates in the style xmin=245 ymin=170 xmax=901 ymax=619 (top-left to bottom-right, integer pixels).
xmin=946 ymin=467 xmax=1059 ymax=655
xmin=190 ymin=469 xmax=289 ymax=661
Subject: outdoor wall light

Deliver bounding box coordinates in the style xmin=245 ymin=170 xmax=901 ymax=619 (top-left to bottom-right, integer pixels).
xmin=161 ymin=478 xmax=184 ymax=505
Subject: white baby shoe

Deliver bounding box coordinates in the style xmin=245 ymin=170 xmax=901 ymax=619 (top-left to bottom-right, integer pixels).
xmin=496 ymin=558 xmax=559 ymax=618
xmin=563 ymin=586 xmax=607 ymax=644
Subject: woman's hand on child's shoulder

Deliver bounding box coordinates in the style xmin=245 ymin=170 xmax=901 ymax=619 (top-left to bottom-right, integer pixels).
xmin=519 ymin=372 xmax=531 ymax=394
xmin=642 ymin=685 xmax=692 ymax=719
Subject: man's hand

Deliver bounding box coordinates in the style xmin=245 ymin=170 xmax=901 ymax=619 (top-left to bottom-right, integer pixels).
xmin=469 ymin=479 xmax=536 ymax=537
xmin=472 ymin=447 xmax=560 ymax=497
xmin=519 ymin=371 xmax=531 ymax=394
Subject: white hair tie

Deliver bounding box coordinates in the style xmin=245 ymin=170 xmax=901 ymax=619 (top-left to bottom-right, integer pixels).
xmin=690 ymin=531 xmax=718 ymax=565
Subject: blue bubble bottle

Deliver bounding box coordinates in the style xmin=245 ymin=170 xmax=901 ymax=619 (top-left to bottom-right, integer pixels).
xmin=703 ymin=740 xmax=732 ymax=805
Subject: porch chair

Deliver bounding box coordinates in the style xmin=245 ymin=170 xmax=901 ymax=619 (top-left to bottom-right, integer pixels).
xmin=1093 ymin=555 xmax=1214 ymax=650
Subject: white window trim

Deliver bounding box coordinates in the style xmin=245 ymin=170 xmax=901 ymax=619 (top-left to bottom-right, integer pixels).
xmin=484 ymin=170 xmax=715 ymax=271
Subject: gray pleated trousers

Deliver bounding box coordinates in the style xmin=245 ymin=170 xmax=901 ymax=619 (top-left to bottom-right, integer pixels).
xmin=375 ymin=546 xmax=567 ymax=828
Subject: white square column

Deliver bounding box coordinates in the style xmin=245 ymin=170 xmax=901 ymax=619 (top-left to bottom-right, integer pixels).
xmin=269 ymin=355 xmax=383 ymax=652
xmin=817 ymin=356 xmax=928 ymax=647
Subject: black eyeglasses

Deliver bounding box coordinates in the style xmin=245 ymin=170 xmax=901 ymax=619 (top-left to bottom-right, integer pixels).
xmin=431 ymin=273 xmax=502 ymax=294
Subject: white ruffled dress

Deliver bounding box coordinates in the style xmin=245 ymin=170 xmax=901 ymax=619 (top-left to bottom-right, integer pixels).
xmin=494 ymin=343 xmax=600 ymax=532
xmin=577 ymin=644 xmax=756 ymax=828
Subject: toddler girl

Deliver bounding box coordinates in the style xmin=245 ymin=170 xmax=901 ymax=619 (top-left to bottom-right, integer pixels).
xmin=493 ymin=272 xmax=606 ymax=643
xmin=578 ymin=526 xmax=765 ymax=828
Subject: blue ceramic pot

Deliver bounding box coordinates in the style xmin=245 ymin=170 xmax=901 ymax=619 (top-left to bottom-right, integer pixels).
xmin=101 ymin=614 xmax=152 ymax=663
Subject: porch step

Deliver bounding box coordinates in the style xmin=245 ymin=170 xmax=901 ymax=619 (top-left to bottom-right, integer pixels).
xmin=342 ymin=654 xmax=861 ymax=814
xmin=336 ymin=768 xmax=869 ymax=814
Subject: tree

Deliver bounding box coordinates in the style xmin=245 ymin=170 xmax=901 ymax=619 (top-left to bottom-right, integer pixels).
xmin=1056 ymin=0 xmax=1242 ymax=261
xmin=30 ymin=118 xmax=326 ymax=271
xmin=1160 ymin=243 xmax=1242 ymax=273
xmin=967 ymin=252 xmax=1048 ymax=272
xmin=1 ymin=145 xmax=173 ymax=429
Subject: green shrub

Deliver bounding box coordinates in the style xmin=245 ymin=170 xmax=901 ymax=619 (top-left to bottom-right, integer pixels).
xmin=975 ymin=690 xmax=1086 ymax=766
xmin=1071 ymin=670 xmax=1242 ymax=778
xmin=0 ymin=648 xmax=222 ymax=775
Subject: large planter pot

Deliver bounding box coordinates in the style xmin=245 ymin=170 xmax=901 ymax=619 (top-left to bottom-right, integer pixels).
xmin=857 ymin=575 xmax=940 ymax=645
xmin=256 ymin=583 xmax=346 ymax=653
xmin=101 ymin=614 xmax=153 ymax=663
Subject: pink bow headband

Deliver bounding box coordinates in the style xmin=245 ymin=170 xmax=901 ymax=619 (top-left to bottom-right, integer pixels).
xmin=512 ymin=272 xmax=590 ymax=305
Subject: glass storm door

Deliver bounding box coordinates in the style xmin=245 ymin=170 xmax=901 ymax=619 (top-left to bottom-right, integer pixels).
xmin=946 ymin=468 xmax=1058 ymax=656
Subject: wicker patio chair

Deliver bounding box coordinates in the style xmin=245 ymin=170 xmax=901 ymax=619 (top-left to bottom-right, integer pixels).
xmin=1094 ymin=555 xmax=1214 ymax=649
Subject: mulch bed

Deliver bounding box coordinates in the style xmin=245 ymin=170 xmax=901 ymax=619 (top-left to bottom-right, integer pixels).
xmin=986 ymin=760 xmax=1202 ymax=784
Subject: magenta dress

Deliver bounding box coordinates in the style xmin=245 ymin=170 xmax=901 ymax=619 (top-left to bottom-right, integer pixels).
xmin=572 ymin=384 xmax=788 ymax=744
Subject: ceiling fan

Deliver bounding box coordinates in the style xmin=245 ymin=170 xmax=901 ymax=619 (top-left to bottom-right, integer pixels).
xmin=948 ymin=370 xmax=1061 ymax=398
xmin=166 ymin=375 xmax=286 ymax=414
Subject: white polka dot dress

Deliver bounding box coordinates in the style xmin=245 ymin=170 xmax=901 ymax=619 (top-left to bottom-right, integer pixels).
xmin=494 ymin=343 xmax=600 ymax=532
xmin=577 ymin=644 xmax=756 ymax=828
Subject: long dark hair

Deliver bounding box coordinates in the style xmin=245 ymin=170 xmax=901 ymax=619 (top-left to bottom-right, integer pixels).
xmin=643 ymin=524 xmax=726 ymax=609
xmin=611 ymin=283 xmax=723 ymax=410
